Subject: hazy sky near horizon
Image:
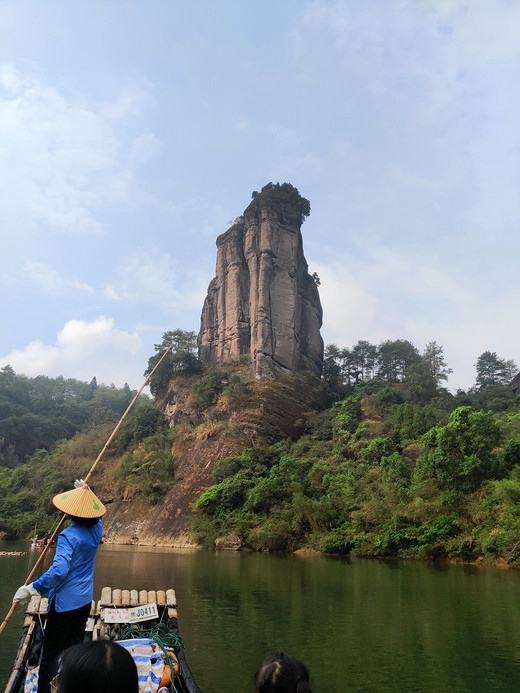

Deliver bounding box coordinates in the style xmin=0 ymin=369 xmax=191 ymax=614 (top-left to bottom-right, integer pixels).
xmin=1 ymin=0 xmax=519 ymax=393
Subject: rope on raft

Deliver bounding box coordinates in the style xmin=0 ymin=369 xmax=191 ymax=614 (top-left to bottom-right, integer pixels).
xmin=117 ymin=623 xmax=183 ymax=693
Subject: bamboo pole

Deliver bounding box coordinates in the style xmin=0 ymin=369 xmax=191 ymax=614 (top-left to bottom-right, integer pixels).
xmin=0 ymin=346 xmax=172 ymax=637
xmin=4 ymin=619 xmax=36 ymax=693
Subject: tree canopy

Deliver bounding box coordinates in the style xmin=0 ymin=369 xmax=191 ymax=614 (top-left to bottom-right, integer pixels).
xmin=252 ymin=182 xmax=311 ymax=224
xmin=144 ymin=329 xmax=201 ymax=398
xmin=0 ymin=366 xmax=139 ymax=467
xmin=475 ymin=351 xmax=517 ymax=388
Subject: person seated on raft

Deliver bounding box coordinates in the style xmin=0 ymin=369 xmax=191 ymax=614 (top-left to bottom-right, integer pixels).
xmin=254 ymin=653 xmax=312 ymax=692
xmin=50 ymin=640 xmax=138 ymax=693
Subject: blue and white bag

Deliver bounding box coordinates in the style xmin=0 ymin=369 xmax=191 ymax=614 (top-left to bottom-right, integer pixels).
xmin=116 ymin=638 xmax=165 ymax=693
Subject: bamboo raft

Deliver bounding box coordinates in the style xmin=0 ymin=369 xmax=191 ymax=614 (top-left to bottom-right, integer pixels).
xmin=6 ymin=586 xmax=201 ymax=693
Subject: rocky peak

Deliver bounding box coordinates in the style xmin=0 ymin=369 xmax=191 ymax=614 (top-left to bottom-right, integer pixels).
xmin=198 ymin=183 xmax=323 ymax=379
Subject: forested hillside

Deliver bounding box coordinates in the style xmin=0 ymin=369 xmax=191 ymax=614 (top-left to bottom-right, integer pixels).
xmin=0 ymin=366 xmax=140 ymax=466
xmin=192 ymin=341 xmax=520 ymax=563
xmin=0 ymin=367 xmax=157 ymax=537
xmin=1 ymin=339 xmax=520 ymax=566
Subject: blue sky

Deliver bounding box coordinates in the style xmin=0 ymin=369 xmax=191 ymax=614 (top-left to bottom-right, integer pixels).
xmin=1 ymin=0 xmax=519 ymax=392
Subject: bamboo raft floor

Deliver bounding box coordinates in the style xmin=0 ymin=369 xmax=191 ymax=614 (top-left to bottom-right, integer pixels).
xmin=7 ymin=586 xmax=200 ymax=693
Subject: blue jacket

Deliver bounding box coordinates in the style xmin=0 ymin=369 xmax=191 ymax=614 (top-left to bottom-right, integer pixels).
xmin=33 ymin=519 xmax=102 ymax=612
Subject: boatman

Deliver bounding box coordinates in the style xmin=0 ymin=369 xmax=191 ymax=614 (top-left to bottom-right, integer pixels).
xmin=12 ymin=480 xmax=105 ymax=693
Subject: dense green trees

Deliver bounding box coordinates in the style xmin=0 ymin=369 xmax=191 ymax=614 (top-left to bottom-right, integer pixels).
xmin=0 ymin=367 xmax=160 ymax=535
xmin=377 ymin=339 xmax=420 ymax=382
xmin=322 ymin=341 xmax=517 ymax=408
xmin=145 ymin=329 xmax=200 ymax=399
xmin=417 ymin=407 xmax=502 ymax=490
xmin=0 ymin=366 xmax=138 ymax=466
xmin=114 ymin=431 xmax=174 ymax=504
xmin=193 ymin=379 xmax=520 ymax=561
xmin=252 ymin=182 xmax=311 ymax=224
xmin=192 ymin=342 xmax=520 ymax=561
xmin=322 ymin=339 xmax=451 ymax=402
xmin=0 ymin=397 xmax=171 ymax=535
xmin=475 ymin=351 xmax=517 ymax=388
xmin=2 ymin=331 xmax=519 ymax=562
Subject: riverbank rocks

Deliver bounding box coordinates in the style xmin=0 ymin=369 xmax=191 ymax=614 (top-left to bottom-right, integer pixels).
xmin=0 ymin=526 xmax=16 ymax=541
xmin=198 ymin=184 xmax=323 ymax=379
xmin=215 ymin=534 xmax=242 ymax=550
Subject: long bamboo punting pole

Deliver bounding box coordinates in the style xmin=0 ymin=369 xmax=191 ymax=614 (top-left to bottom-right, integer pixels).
xmin=0 ymin=346 xmax=172 ymax=637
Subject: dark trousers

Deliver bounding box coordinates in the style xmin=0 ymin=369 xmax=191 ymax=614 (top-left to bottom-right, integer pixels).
xmin=37 ymin=599 xmax=91 ymax=693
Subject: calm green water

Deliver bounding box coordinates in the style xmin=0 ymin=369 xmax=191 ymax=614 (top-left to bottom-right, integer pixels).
xmin=1 ymin=542 xmax=520 ymax=692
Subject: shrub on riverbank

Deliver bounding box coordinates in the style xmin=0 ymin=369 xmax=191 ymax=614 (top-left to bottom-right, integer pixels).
xmin=192 ymin=384 xmax=520 ymax=564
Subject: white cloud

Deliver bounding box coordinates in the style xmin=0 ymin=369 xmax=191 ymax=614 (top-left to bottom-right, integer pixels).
xmin=25 ymin=261 xmax=94 ymax=294
xmin=291 ymin=0 xmax=520 ymax=395
xmin=292 ymin=1 xmax=520 ymax=238
xmin=129 ymin=132 xmax=162 ymax=164
xmin=317 ymin=264 xmax=378 ymax=343
xmin=0 ymin=65 xmax=153 ymax=237
xmin=268 ymin=124 xmax=300 ymax=147
xmin=100 ymin=84 xmax=152 ymax=121
xmin=314 ymin=227 xmax=520 ymax=393
xmin=388 ymin=166 xmax=439 ymax=192
xmin=0 ymin=3 xmax=518 ymax=399
xmin=104 ymin=246 xmax=209 ymax=312
xmin=426 ymin=0 xmax=520 ymax=62
xmin=104 ymin=285 xmax=134 ymax=302
xmin=0 ymin=317 xmax=143 ymax=386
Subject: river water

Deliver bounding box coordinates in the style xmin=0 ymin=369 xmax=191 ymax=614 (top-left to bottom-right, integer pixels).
xmin=1 ymin=541 xmax=520 ymax=692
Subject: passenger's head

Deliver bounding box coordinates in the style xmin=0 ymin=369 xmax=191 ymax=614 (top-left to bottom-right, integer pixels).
xmin=56 ymin=640 xmax=138 ymax=693
xmin=254 ymin=653 xmax=312 ymax=693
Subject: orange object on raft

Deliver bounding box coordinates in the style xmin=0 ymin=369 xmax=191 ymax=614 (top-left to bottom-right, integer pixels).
xmin=159 ymin=649 xmax=180 ymax=687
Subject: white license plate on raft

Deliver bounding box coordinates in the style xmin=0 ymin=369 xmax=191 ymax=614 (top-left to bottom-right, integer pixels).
xmin=104 ymin=603 xmax=158 ymax=624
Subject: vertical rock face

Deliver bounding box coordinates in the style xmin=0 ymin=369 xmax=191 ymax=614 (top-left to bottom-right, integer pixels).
xmin=198 ymin=184 xmax=323 ymax=378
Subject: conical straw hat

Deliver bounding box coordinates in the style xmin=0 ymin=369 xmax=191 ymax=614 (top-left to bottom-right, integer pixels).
xmin=52 ymin=485 xmax=106 ymax=518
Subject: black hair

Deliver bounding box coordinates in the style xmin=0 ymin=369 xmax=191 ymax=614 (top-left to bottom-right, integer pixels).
xmin=57 ymin=640 xmax=138 ymax=693
xmin=69 ymin=516 xmax=101 ymax=528
xmin=254 ymin=653 xmax=312 ymax=693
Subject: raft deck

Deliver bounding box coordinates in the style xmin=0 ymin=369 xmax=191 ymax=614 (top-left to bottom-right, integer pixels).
xmin=6 ymin=586 xmax=200 ymax=693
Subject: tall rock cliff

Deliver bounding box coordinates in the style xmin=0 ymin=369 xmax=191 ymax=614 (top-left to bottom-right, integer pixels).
xmin=198 ymin=183 xmax=324 ymax=378
xmin=99 ymin=365 xmax=324 ymax=547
